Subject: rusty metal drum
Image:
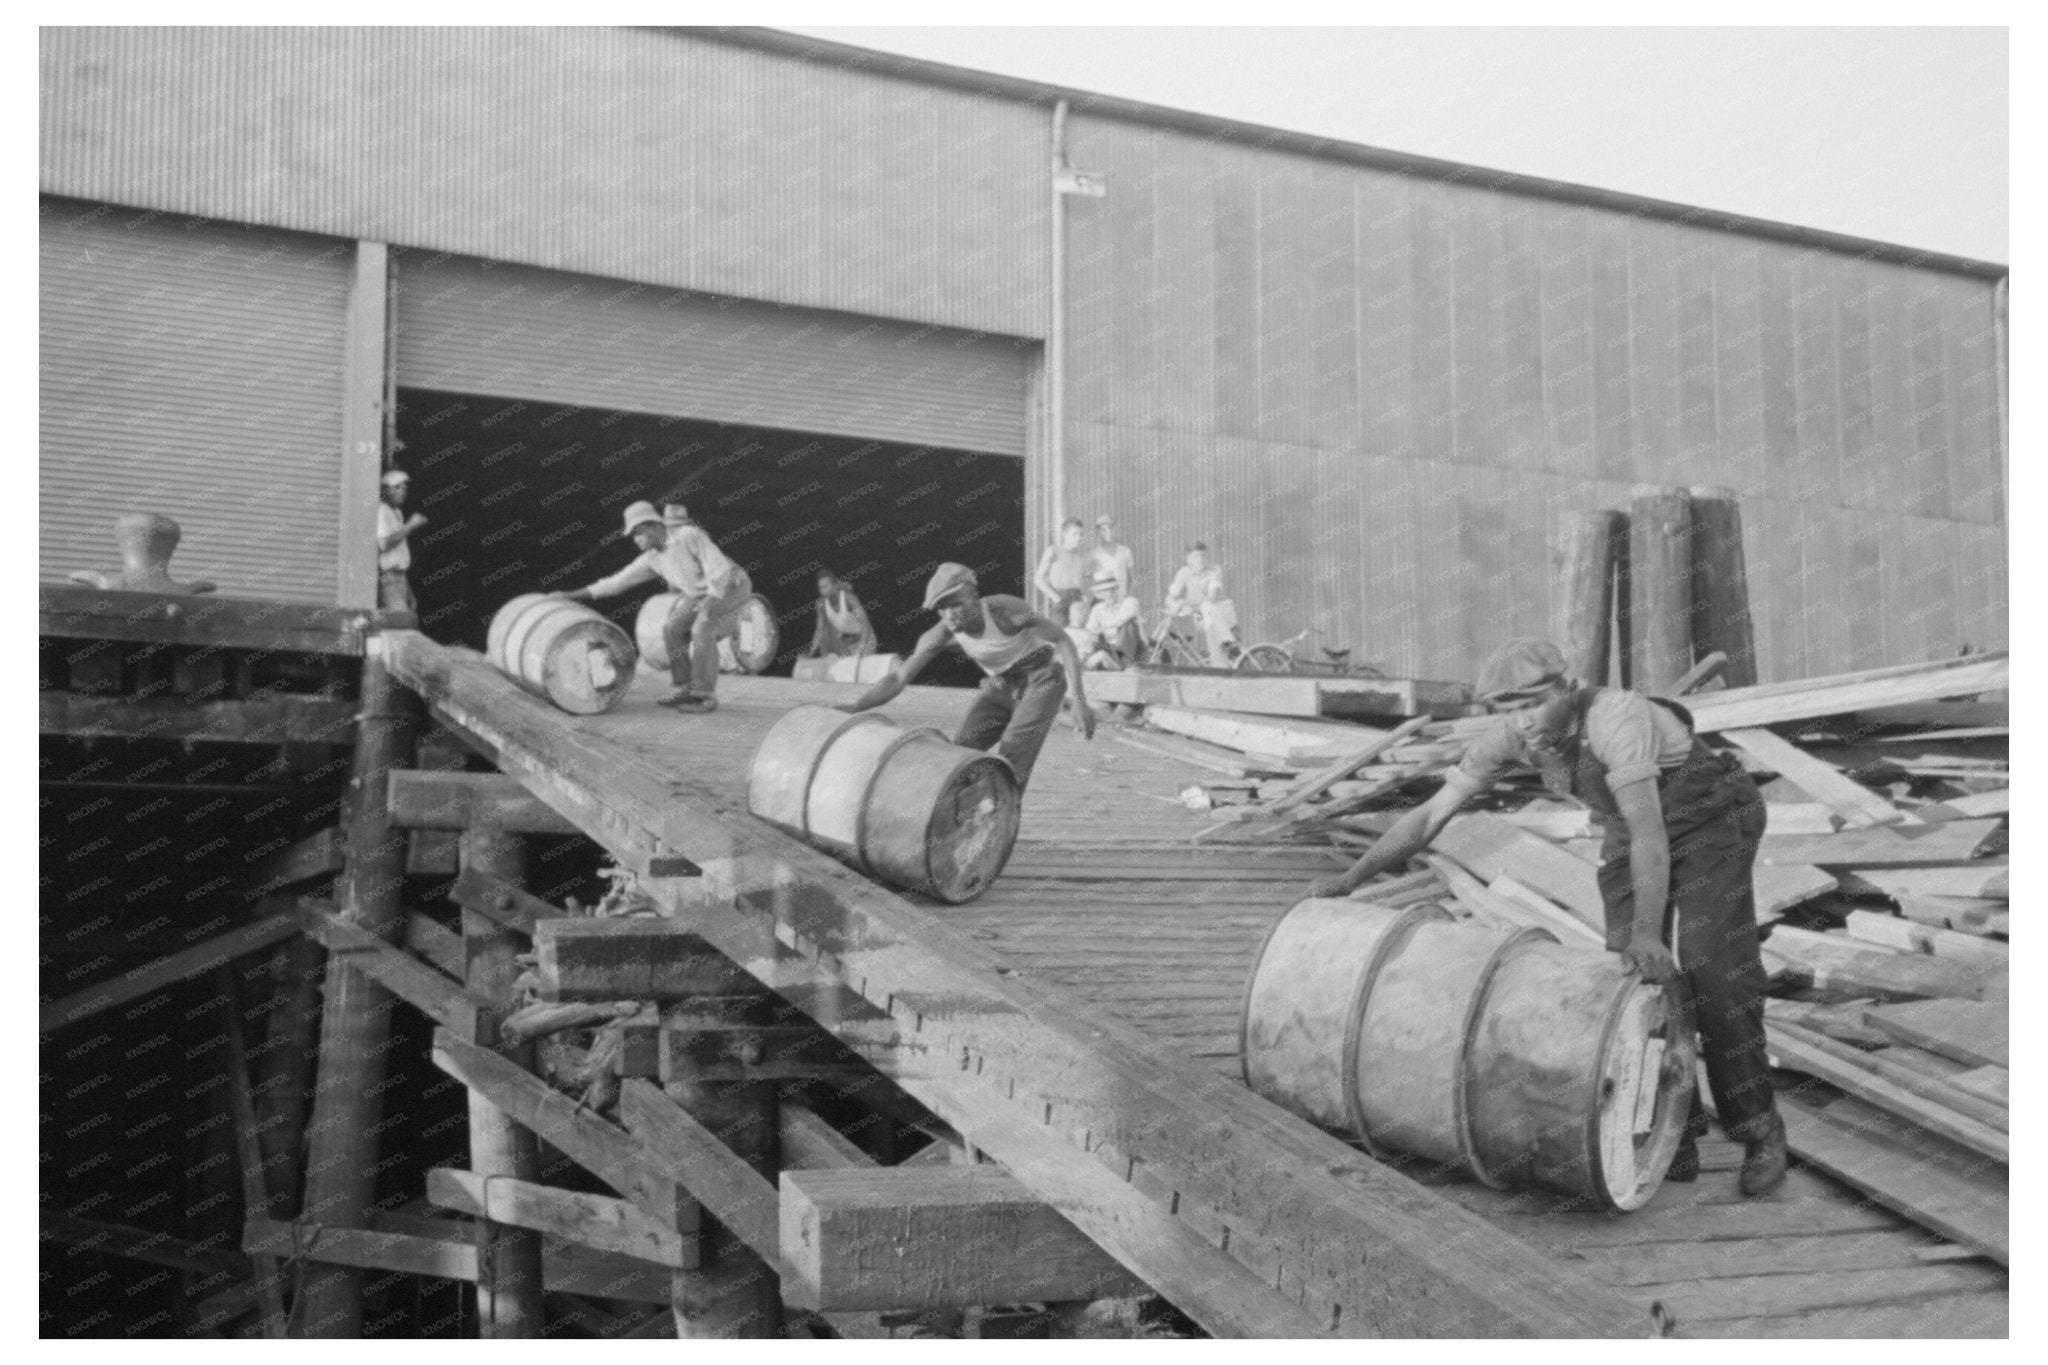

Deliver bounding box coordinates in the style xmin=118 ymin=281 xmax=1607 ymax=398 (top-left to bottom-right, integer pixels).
xmin=1242 ymin=898 xmax=1696 ymax=1211
xmin=747 ymin=703 xmax=1022 ymax=904
xmin=486 ymin=594 xmax=637 ymax=715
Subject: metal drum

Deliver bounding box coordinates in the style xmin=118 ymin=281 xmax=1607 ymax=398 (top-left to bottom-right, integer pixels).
xmin=486 ymin=594 xmax=637 ymax=715
xmin=747 ymin=704 xmax=1022 ymax=904
xmin=634 ymin=590 xmax=780 ymax=675
xmin=1242 ymin=898 xmax=1696 ymax=1211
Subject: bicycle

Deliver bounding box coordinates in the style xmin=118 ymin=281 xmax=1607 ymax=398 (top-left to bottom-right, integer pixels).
xmin=1235 ymin=626 xmax=1385 ymax=678
xmin=1138 ymin=609 xmax=1241 ymax=669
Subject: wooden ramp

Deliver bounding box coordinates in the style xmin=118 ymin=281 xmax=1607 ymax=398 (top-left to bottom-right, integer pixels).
xmin=384 ymin=635 xmax=2008 ymax=1339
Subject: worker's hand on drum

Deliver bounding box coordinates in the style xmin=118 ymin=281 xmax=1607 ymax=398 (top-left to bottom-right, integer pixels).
xmin=1308 ymin=876 xmax=1357 ymax=900
xmin=1621 ymin=936 xmax=1679 ymax=984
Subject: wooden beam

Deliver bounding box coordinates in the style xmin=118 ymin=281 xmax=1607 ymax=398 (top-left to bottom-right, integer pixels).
xmin=448 ymin=867 xmax=560 ymax=937
xmin=402 ymin=912 xmax=465 ymax=978
xmin=215 ymin=970 xmax=289 ymax=1337
xmin=298 ymin=901 xmax=487 ymax=1042
xmin=1839 ymin=865 xmax=2008 ymax=901
xmin=534 ymin=918 xmax=737 ymax=1001
xmin=1680 ymin=654 xmax=2010 ymax=734
xmin=1758 ymin=819 xmax=2003 ymax=867
xmin=780 ymin=1167 xmax=1146 ymax=1311
xmin=1770 ymin=1023 xmax=2006 ymax=1132
xmin=337 ymin=239 xmax=388 ymax=610
xmin=1721 ymin=728 xmax=1906 ymax=828
xmin=246 ymin=826 xmax=345 ymax=895
xmin=43 ymin=1213 xmax=248 ymax=1279
xmin=1765 ymin=1026 xmax=2007 ymax=1162
xmin=1841 ymin=910 xmax=2008 ymax=967
xmin=385 ymin=628 xmax=1657 ymax=1339
xmin=39 ymin=690 xmax=358 ymax=745
xmin=1863 ymin=1000 xmax=2008 ymax=1069
xmin=615 ymin=1081 xmax=780 ymax=1266
xmin=386 ymin=770 xmax=582 ymax=836
xmin=241 ymin=1218 xmax=672 ymax=1305
xmin=1263 ymin=715 xmax=1432 ymax=815
xmin=778 ymin=1102 xmax=873 ymax=1171
xmin=426 ymin=1168 xmax=692 ymax=1270
xmin=38 ymin=585 xmax=393 ymax=654
xmin=39 ymin=907 xmax=302 ymax=1034
xmin=1761 ymin=927 xmax=2002 ymax=1004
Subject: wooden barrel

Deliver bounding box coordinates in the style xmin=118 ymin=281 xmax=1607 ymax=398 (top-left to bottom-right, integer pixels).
xmin=486 ymin=594 xmax=637 ymax=715
xmin=747 ymin=703 xmax=1022 ymax=904
xmin=634 ymin=591 xmax=780 ymax=675
xmin=1242 ymin=899 xmax=1696 ymax=1211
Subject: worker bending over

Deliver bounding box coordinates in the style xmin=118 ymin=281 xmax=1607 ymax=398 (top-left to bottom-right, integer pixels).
xmin=804 ymin=568 xmax=878 ymax=658
xmin=1309 ymin=638 xmax=1787 ymax=1197
xmin=566 ymin=501 xmax=751 ymax=712
xmin=838 ymin=563 xmax=1095 ymax=789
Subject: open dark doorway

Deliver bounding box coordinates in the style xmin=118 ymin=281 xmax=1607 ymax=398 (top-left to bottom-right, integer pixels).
xmin=391 ymin=391 xmax=1026 ymax=689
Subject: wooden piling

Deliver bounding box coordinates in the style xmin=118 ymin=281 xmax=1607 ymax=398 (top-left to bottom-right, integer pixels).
xmin=256 ymin=932 xmax=325 ymax=1218
xmin=460 ymin=824 xmax=546 ymax=1337
xmin=1552 ymin=509 xmax=1625 ymax=686
xmin=664 ymin=1000 xmax=785 ymax=1339
xmin=1688 ymin=486 xmax=1759 ymax=689
xmin=1626 ymin=487 xmax=1695 ymax=693
xmin=295 ymin=646 xmax=419 ymax=1337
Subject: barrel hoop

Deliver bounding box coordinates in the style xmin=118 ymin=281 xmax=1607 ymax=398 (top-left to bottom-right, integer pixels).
xmin=1455 ymin=926 xmax=1556 ymax=1189
xmin=794 ymin=710 xmax=889 ymax=842
xmin=851 ymin=726 xmax=946 ymax=880
xmin=921 ymin=752 xmax=1018 ymax=902
xmin=1583 ymin=964 xmax=1657 ymax=1212
xmin=1340 ymin=902 xmax=1453 ymax=1158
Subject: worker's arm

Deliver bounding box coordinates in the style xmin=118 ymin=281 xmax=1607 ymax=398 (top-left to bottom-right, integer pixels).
xmin=805 ymin=600 xmax=830 ymax=658
xmin=1031 ymin=546 xmax=1060 ymax=606
xmin=1609 ymin=776 xmax=1678 ymax=983
xmin=565 ymin=555 xmax=657 ymax=603
xmin=1307 ymin=781 xmax=1473 ymax=898
xmin=838 ymin=624 xmax=948 ymax=712
xmin=378 ymin=513 xmax=427 ymax=552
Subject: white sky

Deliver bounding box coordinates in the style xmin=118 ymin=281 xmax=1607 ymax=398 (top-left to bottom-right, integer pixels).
xmin=789 ymin=25 xmax=2008 ymax=264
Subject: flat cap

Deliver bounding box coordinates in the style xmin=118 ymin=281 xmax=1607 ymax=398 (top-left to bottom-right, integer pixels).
xmin=1476 ymin=638 xmax=1569 ymax=704
xmin=922 ymin=563 xmax=978 ymax=610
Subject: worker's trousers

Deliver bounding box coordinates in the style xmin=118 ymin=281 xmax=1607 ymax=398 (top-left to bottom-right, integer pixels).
xmin=1594 ymin=751 xmax=1778 ymax=1141
xmin=954 ymin=652 xmax=1067 ymax=791
xmin=662 ymin=569 xmax=752 ymax=697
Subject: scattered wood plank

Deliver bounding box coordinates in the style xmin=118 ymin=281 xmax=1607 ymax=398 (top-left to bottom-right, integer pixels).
xmin=1105 ymin=727 xmax=1286 ymax=778
xmin=1640 ymin=1262 xmax=2005 ymax=1327
xmin=39 ymin=906 xmax=302 ymax=1034
xmin=1950 ymin=1066 xmax=2009 ymax=1107
xmin=1765 ymin=1026 xmax=2007 ymax=1163
xmin=426 ymin=1168 xmax=692 ymax=1270
xmin=1863 ymin=1000 xmax=2008 ymax=1069
xmin=386 ymin=770 xmax=583 ymax=835
xmin=1771 ymin=1028 xmax=2006 ymax=1133
xmin=1758 ymin=820 xmax=2001 ymax=868
xmin=241 ymin=1217 xmax=671 ymax=1304
xmin=1264 ymin=715 xmax=1434 ymax=815
xmin=1893 ymin=897 xmax=2008 ymax=938
xmin=1143 ymin=705 xmax=1379 ymax=758
xmin=1841 ymin=911 xmax=2008 ymax=968
xmin=1681 ymin=654 xmax=2009 ymax=734
xmin=1762 ymin=927 xmax=2000 ymax=1003
xmin=1838 ymin=865 xmax=2007 ymax=901
xmin=779 ymin=1166 xmax=1146 ymax=1311
xmin=1722 ymin=728 xmax=1906 ymax=828
xmin=1763 ymin=997 xmax=1889 ymax=1048
xmin=1486 ymin=876 xmax=1605 ymax=948
xmin=1084 ymin=672 xmax=1327 ymax=718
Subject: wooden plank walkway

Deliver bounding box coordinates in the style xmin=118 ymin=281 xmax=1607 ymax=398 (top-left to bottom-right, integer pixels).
xmin=391 ymin=650 xmax=2007 ymax=1339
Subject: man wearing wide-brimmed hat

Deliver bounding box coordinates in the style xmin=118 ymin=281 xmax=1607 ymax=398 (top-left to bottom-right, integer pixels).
xmin=565 ymin=499 xmax=752 ymax=711
xmin=837 ymin=562 xmax=1094 ymax=790
xmin=1306 ymin=637 xmax=1787 ymax=1199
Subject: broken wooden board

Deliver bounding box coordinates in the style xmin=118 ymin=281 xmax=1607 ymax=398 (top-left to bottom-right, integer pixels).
xmin=1916 ymin=788 xmax=2011 ymax=822
xmin=778 ymin=1166 xmax=1146 ymax=1311
xmin=1681 ymin=655 xmax=2009 ymax=734
xmin=1762 ymin=927 xmax=2002 ymax=1004
xmin=1757 ymin=820 xmax=2002 ymax=868
xmin=1863 ymin=1000 xmax=2008 ymax=1069
xmin=1841 ymin=911 xmax=2008 ymax=968
xmin=1721 ymin=728 xmax=1906 ymax=828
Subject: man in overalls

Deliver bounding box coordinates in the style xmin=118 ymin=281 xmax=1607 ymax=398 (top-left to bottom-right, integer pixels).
xmin=837 ymin=563 xmax=1095 ymax=790
xmin=1307 ymin=638 xmax=1787 ymax=1197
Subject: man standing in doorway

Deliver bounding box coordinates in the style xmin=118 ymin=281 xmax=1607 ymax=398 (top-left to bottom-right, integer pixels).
xmin=376 ymin=469 xmax=427 ymax=611
xmin=1306 ymin=638 xmax=1788 ymax=1198
xmin=838 ymin=563 xmax=1094 ymax=791
xmin=1092 ymin=513 xmax=1135 ymax=601
xmin=1032 ymin=516 xmax=1091 ymax=620
xmin=565 ymin=500 xmax=752 ymax=712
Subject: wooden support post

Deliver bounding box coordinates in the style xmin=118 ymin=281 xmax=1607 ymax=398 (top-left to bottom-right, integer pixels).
xmin=459 ymin=824 xmax=545 ymax=1337
xmin=215 ymin=969 xmax=290 ymax=1338
xmin=256 ymin=932 xmax=326 ymax=1218
xmin=1553 ymin=508 xmax=1624 ymax=686
xmin=1626 ymin=487 xmax=1693 ymax=693
xmin=295 ymin=644 xmax=419 ymax=1337
xmin=1689 ymin=486 xmax=1760 ymax=689
xmin=660 ymin=999 xmax=785 ymax=1339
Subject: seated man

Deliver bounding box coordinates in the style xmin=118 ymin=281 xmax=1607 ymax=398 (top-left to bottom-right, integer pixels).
xmin=1162 ymin=541 xmax=1239 ymax=668
xmin=1080 ymin=570 xmax=1143 ymax=669
xmin=805 ymin=568 xmax=878 ymax=658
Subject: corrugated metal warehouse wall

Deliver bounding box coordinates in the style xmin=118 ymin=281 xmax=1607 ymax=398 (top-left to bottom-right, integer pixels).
xmin=39 ymin=198 xmax=351 ymax=601
xmin=39 ymin=26 xmax=1048 ymax=339
xmin=1059 ymin=118 xmax=2006 ymax=682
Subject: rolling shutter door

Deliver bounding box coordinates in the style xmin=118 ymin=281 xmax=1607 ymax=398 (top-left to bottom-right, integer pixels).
xmin=393 ymin=253 xmax=1030 ymax=456
xmin=39 ymin=199 xmax=353 ymax=602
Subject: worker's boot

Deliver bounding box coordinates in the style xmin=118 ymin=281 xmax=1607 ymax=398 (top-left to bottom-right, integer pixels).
xmin=1663 ymin=1135 xmax=1699 ymax=1183
xmin=1736 ymin=1108 xmax=1789 ymax=1198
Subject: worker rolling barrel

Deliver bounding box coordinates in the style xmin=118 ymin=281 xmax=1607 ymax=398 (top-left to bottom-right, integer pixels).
xmin=748 ymin=703 xmax=1022 ymax=903
xmin=1242 ymin=897 xmax=1697 ymax=1210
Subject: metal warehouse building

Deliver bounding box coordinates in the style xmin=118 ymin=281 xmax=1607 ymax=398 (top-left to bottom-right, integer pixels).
xmin=40 ymin=26 xmax=2008 ymax=681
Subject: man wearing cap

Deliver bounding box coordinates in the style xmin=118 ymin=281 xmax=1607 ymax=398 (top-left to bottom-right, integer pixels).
xmin=1306 ymin=637 xmax=1787 ymax=1199
xmin=1091 ymin=514 xmax=1135 ymax=601
xmin=1031 ymin=517 xmax=1092 ymax=619
xmin=564 ymin=500 xmax=752 ymax=711
xmin=376 ymin=469 xmax=427 ymax=611
xmin=1079 ymin=570 xmax=1143 ymax=670
xmin=838 ymin=563 xmax=1095 ymax=790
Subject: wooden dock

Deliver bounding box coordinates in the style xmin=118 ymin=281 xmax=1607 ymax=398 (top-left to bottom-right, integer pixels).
xmin=384 ymin=634 xmax=2008 ymax=1339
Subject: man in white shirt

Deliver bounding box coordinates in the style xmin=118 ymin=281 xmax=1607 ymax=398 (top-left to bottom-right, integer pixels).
xmin=565 ymin=500 xmax=752 ymax=711
xmin=1091 ymin=514 xmax=1135 ymax=601
xmin=376 ymin=469 xmax=427 ymax=611
xmin=1079 ymin=571 xmax=1142 ymax=670
xmin=1032 ymin=517 xmax=1091 ymax=618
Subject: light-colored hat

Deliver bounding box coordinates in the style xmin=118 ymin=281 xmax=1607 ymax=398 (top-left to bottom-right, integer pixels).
xmin=1094 ymin=513 xmax=1116 ymax=527
xmin=380 ymin=469 xmax=410 ymax=487
xmin=922 ymin=563 xmax=978 ymax=610
xmin=661 ymin=502 xmax=691 ymax=527
xmin=620 ymin=500 xmax=663 ymax=539
xmin=1477 ymin=638 xmax=1569 ymax=704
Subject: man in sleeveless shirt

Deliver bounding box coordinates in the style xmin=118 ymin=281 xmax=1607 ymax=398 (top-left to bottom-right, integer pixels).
xmin=1032 ymin=517 xmax=1092 ymax=619
xmin=838 ymin=563 xmax=1095 ymax=790
xmin=1305 ymin=638 xmax=1787 ymax=1198
xmin=804 ymin=569 xmax=878 ymax=658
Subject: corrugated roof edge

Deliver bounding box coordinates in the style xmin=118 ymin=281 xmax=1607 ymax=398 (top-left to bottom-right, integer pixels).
xmin=672 ymin=25 xmax=2006 ymax=282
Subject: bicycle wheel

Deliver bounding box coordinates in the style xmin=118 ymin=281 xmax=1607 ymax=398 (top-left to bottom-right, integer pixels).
xmin=1236 ymin=644 xmax=1294 ymax=673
